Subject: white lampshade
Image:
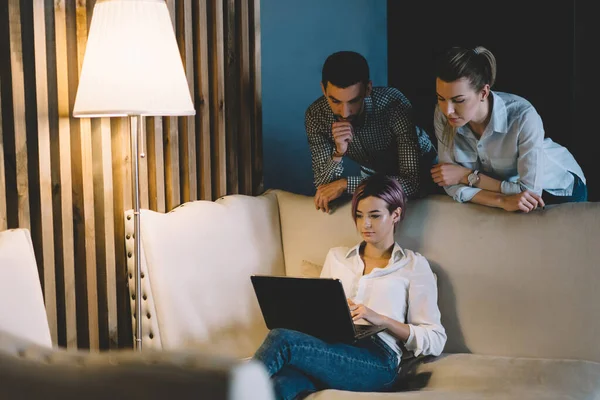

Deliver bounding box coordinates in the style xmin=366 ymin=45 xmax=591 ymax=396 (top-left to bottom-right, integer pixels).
xmin=73 ymin=0 xmax=195 ymax=117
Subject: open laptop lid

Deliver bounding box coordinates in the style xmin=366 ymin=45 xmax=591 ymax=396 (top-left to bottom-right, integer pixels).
xmin=251 ymin=275 xmax=358 ymax=343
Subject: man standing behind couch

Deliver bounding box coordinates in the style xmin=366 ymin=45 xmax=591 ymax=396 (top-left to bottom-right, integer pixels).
xmin=306 ymin=51 xmax=437 ymax=212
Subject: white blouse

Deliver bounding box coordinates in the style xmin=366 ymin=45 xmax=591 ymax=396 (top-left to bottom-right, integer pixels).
xmin=320 ymin=242 xmax=447 ymax=359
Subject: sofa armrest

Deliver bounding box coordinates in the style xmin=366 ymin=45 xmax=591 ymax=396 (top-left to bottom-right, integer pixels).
xmin=0 ymin=331 xmax=273 ymax=400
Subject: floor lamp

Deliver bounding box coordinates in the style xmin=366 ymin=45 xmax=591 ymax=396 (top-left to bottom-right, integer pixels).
xmin=73 ymin=0 xmax=195 ymax=351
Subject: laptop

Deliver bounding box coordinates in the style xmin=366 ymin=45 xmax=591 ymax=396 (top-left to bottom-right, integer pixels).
xmin=250 ymin=275 xmax=386 ymax=344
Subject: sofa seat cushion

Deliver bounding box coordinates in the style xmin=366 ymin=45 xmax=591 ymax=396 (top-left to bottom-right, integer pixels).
xmin=308 ymin=353 xmax=600 ymax=399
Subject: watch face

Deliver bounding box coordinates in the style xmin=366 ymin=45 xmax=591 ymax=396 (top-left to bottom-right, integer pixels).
xmin=468 ymin=172 xmax=478 ymax=186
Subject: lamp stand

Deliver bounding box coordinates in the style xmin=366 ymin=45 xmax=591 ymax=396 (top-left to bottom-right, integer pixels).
xmin=130 ymin=114 xmax=143 ymax=351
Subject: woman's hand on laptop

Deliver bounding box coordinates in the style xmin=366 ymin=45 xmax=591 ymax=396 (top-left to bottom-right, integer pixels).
xmin=347 ymin=298 xmax=384 ymax=326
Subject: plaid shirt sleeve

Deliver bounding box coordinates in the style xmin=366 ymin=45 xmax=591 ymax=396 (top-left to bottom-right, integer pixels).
xmin=388 ymin=99 xmax=421 ymax=198
xmin=305 ymin=106 xmax=362 ymax=190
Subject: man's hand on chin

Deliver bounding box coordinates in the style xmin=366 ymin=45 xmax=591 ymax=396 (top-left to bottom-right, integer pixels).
xmin=314 ymin=179 xmax=348 ymax=213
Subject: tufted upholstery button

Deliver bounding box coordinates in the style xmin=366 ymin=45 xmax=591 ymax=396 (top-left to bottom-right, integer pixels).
xmin=141 ymin=272 xmax=145 ymax=279
xmin=127 ymin=215 xmax=131 ymax=220
xmin=132 ymin=294 xmax=136 ymax=300
xmin=149 ymin=332 xmax=154 ymax=339
xmin=127 ymin=252 xmax=132 ymax=258
xmin=146 ymin=312 xmax=151 ymax=319
xmin=142 ymin=294 xmax=147 ymax=300
xmin=129 ymin=273 xmax=132 ymax=279
xmin=126 ymin=234 xmax=131 ymax=240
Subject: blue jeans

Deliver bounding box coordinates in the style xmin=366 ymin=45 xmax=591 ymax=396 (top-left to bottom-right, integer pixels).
xmin=542 ymin=172 xmax=588 ymax=205
xmin=253 ymin=329 xmax=400 ymax=400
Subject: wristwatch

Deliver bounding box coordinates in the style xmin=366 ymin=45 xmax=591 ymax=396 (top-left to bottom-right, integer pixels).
xmin=467 ymin=170 xmax=480 ymax=187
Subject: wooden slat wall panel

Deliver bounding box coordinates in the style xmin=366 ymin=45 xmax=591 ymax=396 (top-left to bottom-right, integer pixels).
xmin=224 ymin=0 xmax=239 ymax=195
xmin=251 ymin=0 xmax=264 ymax=195
xmin=0 ymin=76 xmax=6 ymax=232
xmin=177 ymin=0 xmax=197 ymax=204
xmin=210 ymin=0 xmax=227 ymax=199
xmin=32 ymin=0 xmax=57 ymax=344
xmin=54 ymin=0 xmax=78 ymax=349
xmin=8 ymin=0 xmax=31 ymax=231
xmin=238 ymin=0 xmax=253 ymax=195
xmin=165 ymin=0 xmax=180 ymax=210
xmin=0 ymin=0 xmax=262 ymax=350
xmin=194 ymin=0 xmax=212 ymax=201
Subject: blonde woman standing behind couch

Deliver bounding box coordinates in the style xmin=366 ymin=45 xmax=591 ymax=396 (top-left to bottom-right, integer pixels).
xmin=253 ymin=175 xmax=446 ymax=399
xmin=430 ymin=46 xmax=587 ymax=212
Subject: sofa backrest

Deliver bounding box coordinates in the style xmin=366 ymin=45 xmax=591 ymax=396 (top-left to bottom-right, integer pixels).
xmin=274 ymin=190 xmax=600 ymax=363
xmin=0 ymin=229 xmax=52 ymax=348
xmin=126 ymin=192 xmax=285 ymax=357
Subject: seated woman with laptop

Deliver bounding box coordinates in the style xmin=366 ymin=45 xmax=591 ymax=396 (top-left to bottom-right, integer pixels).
xmin=252 ymin=174 xmax=447 ymax=399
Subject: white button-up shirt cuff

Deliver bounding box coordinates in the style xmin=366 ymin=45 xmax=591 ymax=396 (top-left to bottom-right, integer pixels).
xmin=448 ymin=185 xmax=481 ymax=203
xmin=405 ymin=324 xmax=417 ymax=353
xmin=500 ymin=180 xmax=523 ymax=195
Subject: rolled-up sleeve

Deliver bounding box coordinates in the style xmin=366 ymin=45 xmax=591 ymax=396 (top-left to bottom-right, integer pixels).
xmin=499 ymin=107 xmax=544 ymax=195
xmin=434 ymin=107 xmax=482 ymax=203
xmin=404 ymin=255 xmax=447 ymax=357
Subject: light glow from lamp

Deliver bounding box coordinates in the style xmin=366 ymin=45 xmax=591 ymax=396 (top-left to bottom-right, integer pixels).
xmin=73 ymin=0 xmax=195 ymax=117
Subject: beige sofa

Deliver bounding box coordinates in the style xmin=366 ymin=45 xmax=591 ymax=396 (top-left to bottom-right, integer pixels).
xmin=125 ymin=190 xmax=600 ymax=399
xmin=0 ymin=228 xmax=273 ymax=400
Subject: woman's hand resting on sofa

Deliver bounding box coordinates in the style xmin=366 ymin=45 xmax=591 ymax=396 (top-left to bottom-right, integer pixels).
xmin=501 ymin=190 xmax=545 ymax=213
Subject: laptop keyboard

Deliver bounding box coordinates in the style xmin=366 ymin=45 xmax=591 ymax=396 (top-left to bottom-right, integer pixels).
xmin=354 ymin=324 xmax=381 ymax=339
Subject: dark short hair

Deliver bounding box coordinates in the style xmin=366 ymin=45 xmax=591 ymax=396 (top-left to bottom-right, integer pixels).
xmin=322 ymin=51 xmax=370 ymax=89
xmin=351 ymin=175 xmax=407 ymax=229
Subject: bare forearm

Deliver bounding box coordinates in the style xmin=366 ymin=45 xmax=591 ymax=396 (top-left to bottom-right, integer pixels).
xmin=470 ymin=190 xmax=506 ymax=209
xmin=380 ymin=316 xmax=411 ymax=342
xmin=460 ymin=171 xmax=502 ymax=193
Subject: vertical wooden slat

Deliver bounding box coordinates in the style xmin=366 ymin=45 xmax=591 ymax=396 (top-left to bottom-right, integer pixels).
xmin=177 ymin=0 xmax=197 ymax=203
xmin=100 ymin=118 xmax=118 ymax=347
xmin=138 ymin=117 xmax=149 ymax=210
xmin=211 ymin=0 xmax=227 ymax=199
xmin=251 ymin=0 xmax=263 ymax=195
xmin=195 ymin=0 xmax=211 ymax=201
xmin=92 ymin=115 xmax=118 ymax=348
xmin=75 ymin=0 xmax=98 ymax=351
xmin=0 ymin=76 xmax=7 ymax=231
xmin=146 ymin=116 xmax=166 ymax=213
xmin=111 ymin=116 xmax=132 ymax=348
xmin=165 ymin=0 xmax=180 ymax=210
xmin=238 ymin=0 xmax=252 ymax=195
xmin=224 ymin=0 xmax=239 ymax=195
xmin=54 ymin=0 xmax=77 ymax=349
xmin=33 ymin=0 xmax=57 ymax=345
xmin=8 ymin=0 xmax=31 ymax=230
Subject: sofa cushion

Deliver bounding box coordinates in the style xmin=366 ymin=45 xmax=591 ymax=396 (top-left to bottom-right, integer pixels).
xmin=274 ymin=191 xmax=361 ymax=279
xmin=308 ymin=354 xmax=600 ymax=399
xmin=0 ymin=229 xmax=51 ymax=348
xmin=126 ymin=192 xmax=285 ymax=357
xmin=300 ymin=259 xmax=324 ymax=278
xmin=273 ymin=190 xmax=600 ymax=363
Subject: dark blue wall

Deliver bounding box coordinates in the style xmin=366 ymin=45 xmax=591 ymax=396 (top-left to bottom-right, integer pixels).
xmin=261 ymin=0 xmax=387 ymax=195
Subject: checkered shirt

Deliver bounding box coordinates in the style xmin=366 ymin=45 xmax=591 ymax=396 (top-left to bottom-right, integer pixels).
xmin=305 ymin=86 xmax=435 ymax=198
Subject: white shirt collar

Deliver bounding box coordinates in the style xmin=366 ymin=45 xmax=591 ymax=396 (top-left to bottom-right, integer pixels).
xmin=344 ymin=241 xmax=406 ymax=263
